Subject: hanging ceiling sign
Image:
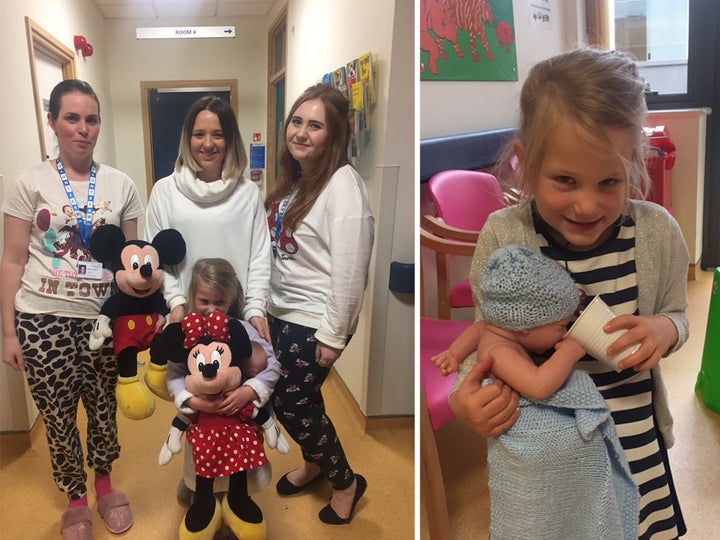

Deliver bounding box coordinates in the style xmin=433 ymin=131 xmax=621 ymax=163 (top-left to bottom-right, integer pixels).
xmin=136 ymin=26 xmax=235 ymax=39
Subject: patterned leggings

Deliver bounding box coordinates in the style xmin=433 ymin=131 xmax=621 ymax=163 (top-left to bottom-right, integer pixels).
xmin=16 ymin=312 xmax=120 ymax=499
xmin=268 ymin=315 xmax=355 ymax=490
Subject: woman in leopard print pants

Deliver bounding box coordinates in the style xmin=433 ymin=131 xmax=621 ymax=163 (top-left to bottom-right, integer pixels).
xmin=0 ymin=80 xmax=143 ymax=539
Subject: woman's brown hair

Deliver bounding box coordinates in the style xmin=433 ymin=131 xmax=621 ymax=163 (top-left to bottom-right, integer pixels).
xmin=265 ymin=83 xmax=351 ymax=230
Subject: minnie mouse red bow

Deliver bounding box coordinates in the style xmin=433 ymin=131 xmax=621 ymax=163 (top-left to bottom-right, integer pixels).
xmin=182 ymin=311 xmax=231 ymax=349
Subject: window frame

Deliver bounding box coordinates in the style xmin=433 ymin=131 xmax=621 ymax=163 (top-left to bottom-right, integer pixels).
xmin=643 ymin=0 xmax=715 ymax=111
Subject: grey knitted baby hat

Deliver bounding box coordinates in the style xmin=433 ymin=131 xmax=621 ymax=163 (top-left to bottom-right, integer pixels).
xmin=479 ymin=245 xmax=579 ymax=331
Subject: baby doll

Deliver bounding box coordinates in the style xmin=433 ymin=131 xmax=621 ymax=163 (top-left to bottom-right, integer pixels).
xmin=434 ymin=245 xmax=638 ymax=540
xmin=160 ymin=311 xmax=268 ymax=540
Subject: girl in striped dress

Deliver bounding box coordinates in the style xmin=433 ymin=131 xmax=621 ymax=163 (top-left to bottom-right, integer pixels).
xmin=449 ymin=48 xmax=688 ymax=539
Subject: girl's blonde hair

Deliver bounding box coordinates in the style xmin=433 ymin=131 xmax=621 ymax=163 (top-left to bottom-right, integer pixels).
xmin=188 ymin=258 xmax=244 ymax=317
xmin=265 ymin=83 xmax=351 ymax=230
xmin=496 ymin=48 xmax=651 ymax=201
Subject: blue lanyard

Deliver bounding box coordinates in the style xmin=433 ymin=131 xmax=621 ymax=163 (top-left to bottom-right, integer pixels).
xmin=56 ymin=158 xmax=96 ymax=249
xmin=272 ymin=190 xmax=292 ymax=258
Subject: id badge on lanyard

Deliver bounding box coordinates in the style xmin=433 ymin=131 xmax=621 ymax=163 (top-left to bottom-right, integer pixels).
xmin=55 ymin=158 xmax=103 ymax=279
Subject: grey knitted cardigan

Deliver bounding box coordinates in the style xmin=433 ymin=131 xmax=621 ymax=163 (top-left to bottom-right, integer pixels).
xmin=453 ymin=199 xmax=690 ymax=448
xmin=485 ymin=369 xmax=639 ymax=540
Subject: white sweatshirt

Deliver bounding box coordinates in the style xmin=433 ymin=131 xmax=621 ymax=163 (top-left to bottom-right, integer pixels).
xmin=267 ymin=165 xmax=374 ymax=349
xmin=145 ymin=166 xmax=271 ymax=321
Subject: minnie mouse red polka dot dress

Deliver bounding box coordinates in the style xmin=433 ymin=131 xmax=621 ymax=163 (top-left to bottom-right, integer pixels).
xmin=187 ymin=404 xmax=267 ymax=478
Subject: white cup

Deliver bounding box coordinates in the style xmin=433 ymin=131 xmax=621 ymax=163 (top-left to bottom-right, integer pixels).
xmin=564 ymin=295 xmax=638 ymax=371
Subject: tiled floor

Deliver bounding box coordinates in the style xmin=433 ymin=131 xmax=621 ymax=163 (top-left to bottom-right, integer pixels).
xmin=422 ymin=268 xmax=720 ymax=539
xmin=0 ymin=369 xmax=413 ymax=539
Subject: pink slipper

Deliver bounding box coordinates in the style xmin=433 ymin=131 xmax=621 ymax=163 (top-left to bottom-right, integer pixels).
xmin=97 ymin=491 xmax=133 ymax=534
xmin=60 ymin=506 xmax=92 ymax=540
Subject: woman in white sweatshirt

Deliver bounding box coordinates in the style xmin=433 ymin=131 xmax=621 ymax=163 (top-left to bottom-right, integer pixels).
xmin=265 ymin=83 xmax=374 ymax=525
xmin=145 ymin=96 xmax=274 ymax=508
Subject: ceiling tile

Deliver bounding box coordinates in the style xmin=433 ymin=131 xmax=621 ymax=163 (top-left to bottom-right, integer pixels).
xmin=97 ymin=4 xmax=157 ymax=18
xmin=218 ymin=3 xmax=272 ymax=17
xmin=90 ymin=0 xmax=274 ymax=19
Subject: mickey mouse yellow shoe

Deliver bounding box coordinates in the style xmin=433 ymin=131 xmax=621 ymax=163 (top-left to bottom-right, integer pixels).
xmin=221 ymin=495 xmax=266 ymax=540
xmin=144 ymin=363 xmax=171 ymax=401
xmin=179 ymin=498 xmax=222 ymax=540
xmin=116 ymin=376 xmax=155 ymax=420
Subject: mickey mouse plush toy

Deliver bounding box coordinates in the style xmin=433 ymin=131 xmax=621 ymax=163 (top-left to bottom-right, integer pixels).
xmin=88 ymin=224 xmax=186 ymax=420
xmin=161 ymin=312 xmax=268 ymax=540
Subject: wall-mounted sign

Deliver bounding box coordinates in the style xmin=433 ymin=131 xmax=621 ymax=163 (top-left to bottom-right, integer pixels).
xmin=136 ymin=26 xmax=235 ymax=39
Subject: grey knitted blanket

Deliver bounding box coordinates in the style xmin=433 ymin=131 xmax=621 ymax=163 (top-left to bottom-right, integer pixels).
xmin=485 ymin=369 xmax=639 ymax=540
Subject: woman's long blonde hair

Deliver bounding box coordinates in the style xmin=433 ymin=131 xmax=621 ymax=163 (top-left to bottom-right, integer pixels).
xmin=175 ymin=96 xmax=248 ymax=180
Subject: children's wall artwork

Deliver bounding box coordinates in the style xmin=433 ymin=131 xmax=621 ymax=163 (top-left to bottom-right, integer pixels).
xmin=420 ymin=0 xmax=518 ymax=81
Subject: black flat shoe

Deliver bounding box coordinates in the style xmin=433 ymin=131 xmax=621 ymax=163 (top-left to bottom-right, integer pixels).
xmin=276 ymin=471 xmax=322 ymax=496
xmin=318 ymin=474 xmax=367 ymax=525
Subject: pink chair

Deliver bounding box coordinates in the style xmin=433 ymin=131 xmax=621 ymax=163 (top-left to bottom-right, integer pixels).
xmin=420 ymin=317 xmax=471 ymax=540
xmin=420 ymin=227 xmax=475 ymax=539
xmin=426 ymin=170 xmax=505 ymax=317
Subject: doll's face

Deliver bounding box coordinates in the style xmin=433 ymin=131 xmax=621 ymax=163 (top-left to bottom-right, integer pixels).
xmin=185 ymin=340 xmax=241 ymax=396
xmin=519 ymin=317 xmax=572 ymax=354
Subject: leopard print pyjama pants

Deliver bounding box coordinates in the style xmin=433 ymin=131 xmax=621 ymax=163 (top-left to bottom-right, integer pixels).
xmin=268 ymin=315 xmax=356 ymax=491
xmin=16 ymin=312 xmax=121 ymax=499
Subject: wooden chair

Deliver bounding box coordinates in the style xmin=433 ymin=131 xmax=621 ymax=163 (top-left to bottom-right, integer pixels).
xmin=420 ymin=227 xmax=476 ymax=539
xmin=420 ymin=216 xmax=478 ymax=320
xmin=425 ymin=170 xmax=505 ymax=318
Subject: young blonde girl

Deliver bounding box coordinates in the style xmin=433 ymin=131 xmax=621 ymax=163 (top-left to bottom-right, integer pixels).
xmin=163 ymin=258 xmax=287 ymax=504
xmin=449 ymin=48 xmax=689 ymax=539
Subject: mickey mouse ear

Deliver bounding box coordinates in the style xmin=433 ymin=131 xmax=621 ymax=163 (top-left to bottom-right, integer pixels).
xmin=153 ymin=229 xmax=186 ymax=266
xmin=89 ymin=224 xmax=126 ymax=264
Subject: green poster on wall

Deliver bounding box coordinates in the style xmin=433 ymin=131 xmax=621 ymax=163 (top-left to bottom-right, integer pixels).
xmin=420 ymin=0 xmax=518 ymax=81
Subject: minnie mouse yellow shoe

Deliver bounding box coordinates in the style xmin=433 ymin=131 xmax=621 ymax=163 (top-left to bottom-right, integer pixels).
xmin=116 ymin=376 xmax=155 ymax=419
xmin=179 ymin=498 xmax=222 ymax=540
xmin=221 ymin=495 xmax=266 ymax=540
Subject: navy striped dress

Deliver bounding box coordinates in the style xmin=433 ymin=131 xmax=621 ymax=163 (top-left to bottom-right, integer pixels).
xmin=534 ymin=210 xmax=685 ymax=540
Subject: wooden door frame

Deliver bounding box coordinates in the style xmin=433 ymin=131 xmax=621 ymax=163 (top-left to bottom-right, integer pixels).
xmin=266 ymin=6 xmax=287 ymax=196
xmin=140 ymin=79 xmax=238 ymax=196
xmin=25 ymin=17 xmax=77 ymax=161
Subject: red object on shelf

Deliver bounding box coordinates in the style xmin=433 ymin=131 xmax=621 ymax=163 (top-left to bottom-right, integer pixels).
xmin=644 ymin=125 xmax=676 ymax=213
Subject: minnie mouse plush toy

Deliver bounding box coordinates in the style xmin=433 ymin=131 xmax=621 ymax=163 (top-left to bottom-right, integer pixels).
xmin=160 ymin=312 xmax=268 ymax=540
